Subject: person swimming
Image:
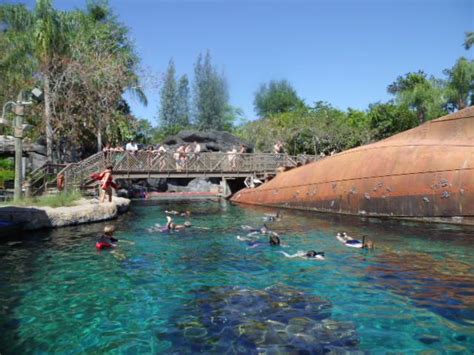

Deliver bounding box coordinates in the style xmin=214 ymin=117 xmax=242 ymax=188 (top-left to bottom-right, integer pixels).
xmin=164 ymin=216 xmax=192 ymax=232
xmin=262 ymin=211 xmax=282 ymax=222
xmin=279 ymin=250 xmax=325 ymax=260
xmin=96 ymin=225 xmax=118 ymax=249
xmin=337 ymin=232 xmax=374 ymax=249
xmin=269 ymin=233 xmax=281 ymax=246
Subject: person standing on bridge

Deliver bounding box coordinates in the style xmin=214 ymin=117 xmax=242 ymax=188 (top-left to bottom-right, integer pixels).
xmin=227 ymin=146 xmax=238 ymax=170
xmin=273 ymin=141 xmax=285 ymax=154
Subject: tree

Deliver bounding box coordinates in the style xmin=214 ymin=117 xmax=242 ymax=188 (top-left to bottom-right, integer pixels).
xmin=387 ymin=71 xmax=446 ymax=124
xmin=444 ymin=57 xmax=474 ymax=111
xmin=0 ymin=0 xmax=69 ymax=161
xmin=176 ymin=74 xmax=190 ymax=127
xmin=193 ymin=51 xmax=230 ymax=130
xmin=253 ymin=79 xmax=304 ymax=118
xmin=464 ymin=31 xmax=474 ymax=50
xmin=159 ymin=59 xmax=177 ymax=127
xmin=0 ymin=0 xmax=146 ymax=160
xmin=367 ymin=102 xmax=417 ymax=140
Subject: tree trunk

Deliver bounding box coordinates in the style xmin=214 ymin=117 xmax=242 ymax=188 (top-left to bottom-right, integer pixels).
xmin=458 ymin=99 xmax=466 ymax=110
xmin=417 ymin=109 xmax=425 ymax=125
xmin=44 ymin=74 xmax=54 ymax=162
xmin=97 ymin=120 xmax=102 ymax=152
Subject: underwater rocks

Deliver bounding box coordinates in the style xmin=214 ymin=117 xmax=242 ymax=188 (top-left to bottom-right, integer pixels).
xmin=159 ymin=285 xmax=359 ymax=353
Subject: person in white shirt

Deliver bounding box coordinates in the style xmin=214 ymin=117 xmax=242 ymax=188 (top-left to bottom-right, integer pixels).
xmin=194 ymin=141 xmax=201 ymax=154
xmin=125 ymin=140 xmax=138 ymax=153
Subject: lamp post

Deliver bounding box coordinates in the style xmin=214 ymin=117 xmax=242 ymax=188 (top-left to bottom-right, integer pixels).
xmin=1 ymin=91 xmax=32 ymax=201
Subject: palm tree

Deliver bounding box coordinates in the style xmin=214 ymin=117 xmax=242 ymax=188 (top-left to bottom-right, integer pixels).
xmin=1 ymin=0 xmax=69 ymax=161
xmin=444 ymin=57 xmax=474 ymax=111
xmin=1 ymin=0 xmax=148 ymax=159
xmin=464 ymin=31 xmax=474 ymax=50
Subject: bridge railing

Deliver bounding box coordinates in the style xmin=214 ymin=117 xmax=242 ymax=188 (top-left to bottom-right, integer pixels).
xmin=61 ymin=151 xmax=319 ymax=190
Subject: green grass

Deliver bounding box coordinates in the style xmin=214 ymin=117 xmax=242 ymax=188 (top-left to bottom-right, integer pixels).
xmin=3 ymin=191 xmax=83 ymax=208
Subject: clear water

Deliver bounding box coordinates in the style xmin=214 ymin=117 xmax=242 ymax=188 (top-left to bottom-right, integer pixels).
xmin=1 ymin=200 xmax=474 ymax=353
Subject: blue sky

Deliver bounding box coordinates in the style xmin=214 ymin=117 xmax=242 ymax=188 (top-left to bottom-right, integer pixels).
xmin=18 ymin=0 xmax=474 ymax=125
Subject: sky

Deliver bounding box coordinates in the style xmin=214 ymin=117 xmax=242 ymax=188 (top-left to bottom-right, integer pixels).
xmin=16 ymin=0 xmax=474 ymax=125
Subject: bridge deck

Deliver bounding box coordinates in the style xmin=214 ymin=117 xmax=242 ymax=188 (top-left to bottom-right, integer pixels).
xmin=59 ymin=151 xmax=319 ymax=189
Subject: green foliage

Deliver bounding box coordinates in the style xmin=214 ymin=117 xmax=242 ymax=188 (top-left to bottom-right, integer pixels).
xmin=193 ymin=51 xmax=230 ymax=130
xmin=367 ymin=102 xmax=417 ymax=140
xmin=0 ymin=158 xmax=14 ymax=187
xmin=387 ymin=71 xmax=447 ymax=123
xmin=254 ymin=80 xmax=304 ymax=118
xmin=464 ymin=31 xmax=474 ymax=50
xmin=5 ymin=190 xmax=82 ymax=207
xmin=0 ymin=0 xmax=145 ymax=161
xmin=134 ymin=119 xmax=154 ymax=145
xmin=159 ymin=59 xmax=178 ymax=127
xmin=237 ymin=102 xmax=372 ymax=155
xmin=444 ymin=57 xmax=474 ymax=111
xmin=176 ymin=74 xmax=190 ymax=127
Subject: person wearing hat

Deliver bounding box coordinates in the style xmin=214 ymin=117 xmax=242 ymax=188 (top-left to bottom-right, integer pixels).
xmin=96 ymin=225 xmax=119 ymax=249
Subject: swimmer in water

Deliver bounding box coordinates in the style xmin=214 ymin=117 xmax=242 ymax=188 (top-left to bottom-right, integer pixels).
xmin=279 ymin=250 xmax=325 ymax=260
xmin=96 ymin=225 xmax=119 ymax=249
xmin=262 ymin=211 xmax=281 ymax=222
xmin=269 ymin=233 xmax=281 ymax=246
xmin=165 ymin=216 xmax=192 ymax=232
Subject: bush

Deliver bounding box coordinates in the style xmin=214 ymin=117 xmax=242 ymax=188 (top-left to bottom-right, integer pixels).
xmin=4 ymin=191 xmax=82 ymax=208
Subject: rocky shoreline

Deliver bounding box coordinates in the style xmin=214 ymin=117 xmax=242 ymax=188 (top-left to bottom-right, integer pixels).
xmin=0 ymin=197 xmax=130 ymax=231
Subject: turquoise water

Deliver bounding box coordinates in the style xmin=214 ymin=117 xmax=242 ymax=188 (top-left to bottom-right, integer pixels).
xmin=1 ymin=200 xmax=474 ymax=353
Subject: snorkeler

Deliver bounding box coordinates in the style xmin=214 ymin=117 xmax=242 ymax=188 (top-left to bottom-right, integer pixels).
xmin=163 ymin=216 xmax=192 ymax=232
xmin=262 ymin=211 xmax=282 ymax=222
xmin=96 ymin=225 xmax=118 ymax=249
xmin=165 ymin=210 xmax=191 ymax=217
xmin=279 ymin=250 xmax=325 ymax=260
xmin=269 ymin=233 xmax=281 ymax=246
xmin=336 ymin=232 xmax=374 ymax=249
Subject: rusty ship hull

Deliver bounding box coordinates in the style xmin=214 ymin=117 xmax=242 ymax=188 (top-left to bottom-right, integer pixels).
xmin=231 ymin=107 xmax=474 ymax=225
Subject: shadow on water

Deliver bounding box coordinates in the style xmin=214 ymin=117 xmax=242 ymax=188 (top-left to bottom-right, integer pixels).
xmin=159 ymin=284 xmax=360 ymax=353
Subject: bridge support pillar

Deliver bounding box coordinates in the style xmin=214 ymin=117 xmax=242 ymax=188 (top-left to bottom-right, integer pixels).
xmin=220 ymin=178 xmax=232 ymax=198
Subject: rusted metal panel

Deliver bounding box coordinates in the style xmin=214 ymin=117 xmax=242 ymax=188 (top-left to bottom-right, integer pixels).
xmin=231 ymin=107 xmax=474 ymax=223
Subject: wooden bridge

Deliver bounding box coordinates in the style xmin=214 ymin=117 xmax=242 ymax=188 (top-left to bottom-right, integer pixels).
xmin=49 ymin=151 xmax=318 ymax=193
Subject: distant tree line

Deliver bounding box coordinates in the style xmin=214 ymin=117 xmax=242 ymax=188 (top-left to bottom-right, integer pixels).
xmin=1 ymin=1 xmax=472 ymax=163
xmin=156 ymin=50 xmax=238 ymax=140
xmin=237 ymin=37 xmax=474 ymax=155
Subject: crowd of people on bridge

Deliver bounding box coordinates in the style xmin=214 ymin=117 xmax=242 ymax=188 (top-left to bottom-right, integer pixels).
xmin=101 ymin=140 xmax=257 ymax=172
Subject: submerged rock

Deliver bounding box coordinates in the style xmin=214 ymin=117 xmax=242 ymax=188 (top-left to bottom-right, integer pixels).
xmin=161 ymin=285 xmax=359 ymax=353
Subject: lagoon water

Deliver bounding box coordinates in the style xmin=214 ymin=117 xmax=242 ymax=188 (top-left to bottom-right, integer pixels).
xmin=1 ymin=200 xmax=473 ymax=353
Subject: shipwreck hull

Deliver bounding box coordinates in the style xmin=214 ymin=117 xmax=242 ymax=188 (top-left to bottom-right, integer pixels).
xmin=231 ymin=107 xmax=474 ymax=224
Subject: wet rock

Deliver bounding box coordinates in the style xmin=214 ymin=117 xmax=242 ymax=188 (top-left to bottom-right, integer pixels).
xmin=163 ymin=130 xmax=253 ymax=153
xmin=161 ymin=285 xmax=359 ymax=353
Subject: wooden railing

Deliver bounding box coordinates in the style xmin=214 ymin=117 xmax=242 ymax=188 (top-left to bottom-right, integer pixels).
xmin=61 ymin=151 xmax=319 ymax=191
xmin=27 ymin=162 xmax=67 ymax=195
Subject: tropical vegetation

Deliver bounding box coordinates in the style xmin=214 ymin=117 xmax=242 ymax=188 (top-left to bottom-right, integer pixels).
xmin=1 ymin=1 xmax=473 ymax=164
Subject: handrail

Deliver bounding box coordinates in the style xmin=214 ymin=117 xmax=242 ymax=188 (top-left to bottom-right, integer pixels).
xmin=26 ymin=162 xmax=67 ymax=195
xmin=60 ymin=151 xmax=320 ymax=191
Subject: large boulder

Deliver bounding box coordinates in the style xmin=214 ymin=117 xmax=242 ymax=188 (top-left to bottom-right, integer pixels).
xmin=167 ymin=177 xmax=219 ymax=193
xmin=0 ymin=197 xmax=130 ymax=230
xmin=163 ymin=130 xmax=253 ymax=152
xmin=0 ymin=135 xmax=47 ymax=171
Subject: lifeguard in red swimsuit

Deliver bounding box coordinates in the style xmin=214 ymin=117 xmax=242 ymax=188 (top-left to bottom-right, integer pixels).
xmin=91 ymin=165 xmax=118 ymax=203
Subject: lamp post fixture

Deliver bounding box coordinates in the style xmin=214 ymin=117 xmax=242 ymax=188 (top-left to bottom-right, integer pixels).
xmin=1 ymin=91 xmax=35 ymax=201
